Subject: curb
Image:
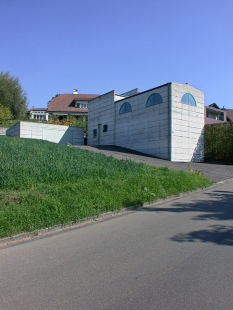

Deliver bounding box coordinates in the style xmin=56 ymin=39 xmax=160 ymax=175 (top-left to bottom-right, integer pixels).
xmin=1 ymin=178 xmax=232 ymax=247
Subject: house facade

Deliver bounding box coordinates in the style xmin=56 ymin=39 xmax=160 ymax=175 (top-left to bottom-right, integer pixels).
xmin=88 ymin=82 xmax=204 ymax=162
xmin=205 ymin=103 xmax=227 ymax=124
xmin=28 ymin=108 xmax=49 ymax=121
xmin=204 ymin=103 xmax=233 ymax=124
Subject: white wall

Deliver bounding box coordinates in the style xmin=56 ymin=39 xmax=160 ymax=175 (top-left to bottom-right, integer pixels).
xmin=0 ymin=127 xmax=9 ymax=135
xmin=87 ymin=83 xmax=205 ymax=162
xmin=115 ymin=85 xmax=169 ymax=159
xmin=6 ymin=122 xmax=84 ymax=145
xmin=171 ymin=83 xmax=204 ymax=162
xmin=88 ymin=91 xmax=116 ymax=146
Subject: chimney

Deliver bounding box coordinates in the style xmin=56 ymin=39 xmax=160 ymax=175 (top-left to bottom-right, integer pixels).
xmin=73 ymin=89 xmax=78 ymax=94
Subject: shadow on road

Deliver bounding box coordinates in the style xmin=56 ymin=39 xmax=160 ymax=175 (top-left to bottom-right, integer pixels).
xmin=138 ymin=189 xmax=233 ymax=246
xmin=171 ymin=225 xmax=233 ymax=246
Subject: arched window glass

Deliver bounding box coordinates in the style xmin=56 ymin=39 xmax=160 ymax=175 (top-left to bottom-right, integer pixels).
xmin=119 ymin=102 xmax=132 ymax=115
xmin=146 ymin=93 xmax=163 ymax=107
xmin=181 ymin=93 xmax=196 ymax=106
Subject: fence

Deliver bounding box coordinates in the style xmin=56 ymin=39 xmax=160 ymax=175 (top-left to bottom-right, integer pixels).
xmin=204 ymin=123 xmax=233 ymax=162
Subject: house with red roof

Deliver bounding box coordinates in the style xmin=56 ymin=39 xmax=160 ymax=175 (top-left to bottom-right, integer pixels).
xmin=226 ymin=109 xmax=233 ymax=122
xmin=47 ymin=89 xmax=99 ymax=120
xmin=205 ymin=103 xmax=233 ymax=124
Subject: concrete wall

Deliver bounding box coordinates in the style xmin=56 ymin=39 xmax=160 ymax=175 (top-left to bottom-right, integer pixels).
xmin=115 ymin=85 xmax=169 ymax=159
xmin=5 ymin=122 xmax=20 ymax=137
xmin=88 ymin=91 xmax=116 ymax=146
xmin=6 ymin=121 xmax=84 ymax=145
xmin=0 ymin=127 xmax=8 ymax=135
xmin=171 ymin=83 xmax=204 ymax=162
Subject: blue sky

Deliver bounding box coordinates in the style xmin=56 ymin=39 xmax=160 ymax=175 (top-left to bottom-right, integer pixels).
xmin=1 ymin=0 xmax=233 ymax=109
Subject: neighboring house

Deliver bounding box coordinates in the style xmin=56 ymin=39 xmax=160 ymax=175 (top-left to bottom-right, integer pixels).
xmin=47 ymin=89 xmax=99 ymax=120
xmin=88 ymin=82 xmax=204 ymax=162
xmin=205 ymin=103 xmax=227 ymax=124
xmin=28 ymin=108 xmax=49 ymax=121
xmin=226 ymin=109 xmax=233 ymax=122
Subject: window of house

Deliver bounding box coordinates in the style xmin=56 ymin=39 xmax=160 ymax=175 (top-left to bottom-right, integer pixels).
xmin=119 ymin=102 xmax=132 ymax=115
xmin=207 ymin=111 xmax=224 ymax=121
xmin=93 ymin=129 xmax=97 ymax=137
xmin=81 ymin=103 xmax=88 ymax=108
xmin=103 ymin=125 xmax=108 ymax=132
xmin=146 ymin=93 xmax=163 ymax=107
xmin=75 ymin=102 xmax=87 ymax=108
xmin=181 ymin=93 xmax=196 ymax=106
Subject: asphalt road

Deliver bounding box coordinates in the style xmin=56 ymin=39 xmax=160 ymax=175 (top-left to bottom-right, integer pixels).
xmin=1 ymin=180 xmax=233 ymax=309
xmin=77 ymin=145 xmax=233 ymax=182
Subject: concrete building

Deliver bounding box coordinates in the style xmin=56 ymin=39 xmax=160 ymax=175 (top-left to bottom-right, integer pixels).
xmin=88 ymin=82 xmax=204 ymax=162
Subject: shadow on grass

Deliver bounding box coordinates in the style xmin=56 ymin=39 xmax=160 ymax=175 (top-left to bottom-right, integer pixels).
xmin=137 ymin=189 xmax=233 ymax=246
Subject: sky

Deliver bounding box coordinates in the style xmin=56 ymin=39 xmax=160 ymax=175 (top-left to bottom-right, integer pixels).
xmin=1 ymin=0 xmax=233 ymax=109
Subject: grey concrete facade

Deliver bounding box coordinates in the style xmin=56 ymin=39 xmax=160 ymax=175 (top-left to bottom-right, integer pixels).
xmin=88 ymin=83 xmax=204 ymax=162
xmin=6 ymin=121 xmax=84 ymax=145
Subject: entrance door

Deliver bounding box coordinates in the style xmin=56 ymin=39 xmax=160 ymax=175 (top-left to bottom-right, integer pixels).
xmin=98 ymin=124 xmax=101 ymax=145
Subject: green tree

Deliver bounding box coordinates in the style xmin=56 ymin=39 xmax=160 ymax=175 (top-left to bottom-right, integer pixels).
xmin=0 ymin=72 xmax=28 ymax=119
xmin=0 ymin=104 xmax=12 ymax=123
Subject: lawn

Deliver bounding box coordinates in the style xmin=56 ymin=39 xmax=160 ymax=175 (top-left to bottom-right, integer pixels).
xmin=0 ymin=136 xmax=213 ymax=238
xmin=0 ymin=119 xmax=20 ymax=128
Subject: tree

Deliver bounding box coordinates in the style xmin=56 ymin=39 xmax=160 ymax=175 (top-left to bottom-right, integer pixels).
xmin=0 ymin=72 xmax=28 ymax=119
xmin=0 ymin=104 xmax=12 ymax=123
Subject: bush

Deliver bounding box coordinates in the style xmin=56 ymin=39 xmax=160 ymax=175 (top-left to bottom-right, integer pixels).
xmin=204 ymin=123 xmax=233 ymax=162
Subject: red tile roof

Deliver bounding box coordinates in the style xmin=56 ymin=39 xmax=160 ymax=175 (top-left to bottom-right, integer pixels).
xmin=28 ymin=108 xmax=48 ymax=112
xmin=47 ymin=94 xmax=99 ymax=113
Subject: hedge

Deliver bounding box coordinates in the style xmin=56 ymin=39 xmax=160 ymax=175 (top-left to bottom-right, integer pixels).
xmin=204 ymin=123 xmax=233 ymax=162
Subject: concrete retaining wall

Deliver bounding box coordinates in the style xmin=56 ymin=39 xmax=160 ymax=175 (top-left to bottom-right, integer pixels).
xmin=6 ymin=122 xmax=84 ymax=145
xmin=0 ymin=127 xmax=7 ymax=135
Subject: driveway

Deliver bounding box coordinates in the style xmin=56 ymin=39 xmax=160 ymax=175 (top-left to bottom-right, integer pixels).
xmin=1 ymin=180 xmax=232 ymax=309
xmin=76 ymin=145 xmax=233 ymax=182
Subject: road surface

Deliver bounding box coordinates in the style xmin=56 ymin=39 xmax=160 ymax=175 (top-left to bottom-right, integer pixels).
xmin=0 ymin=180 xmax=233 ymax=309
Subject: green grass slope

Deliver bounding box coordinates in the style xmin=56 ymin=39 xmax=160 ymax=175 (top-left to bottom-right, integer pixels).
xmin=0 ymin=136 xmax=212 ymax=238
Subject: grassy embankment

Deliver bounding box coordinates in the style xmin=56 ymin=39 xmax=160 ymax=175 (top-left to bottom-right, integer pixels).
xmin=0 ymin=119 xmax=20 ymax=128
xmin=0 ymin=136 xmax=213 ymax=238
xmin=0 ymin=119 xmax=43 ymax=128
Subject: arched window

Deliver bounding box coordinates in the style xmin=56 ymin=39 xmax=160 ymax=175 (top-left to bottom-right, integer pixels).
xmin=181 ymin=93 xmax=196 ymax=106
xmin=119 ymin=102 xmax=132 ymax=115
xmin=146 ymin=93 xmax=163 ymax=107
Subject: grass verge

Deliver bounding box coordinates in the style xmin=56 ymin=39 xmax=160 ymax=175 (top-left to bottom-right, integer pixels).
xmin=0 ymin=119 xmax=20 ymax=128
xmin=0 ymin=136 xmax=213 ymax=238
